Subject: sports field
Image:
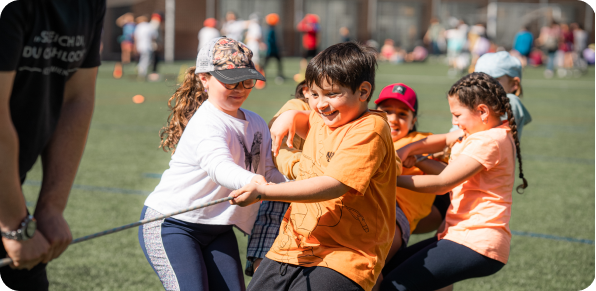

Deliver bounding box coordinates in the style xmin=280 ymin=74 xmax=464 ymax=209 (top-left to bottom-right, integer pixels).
xmin=19 ymin=58 xmax=594 ymax=290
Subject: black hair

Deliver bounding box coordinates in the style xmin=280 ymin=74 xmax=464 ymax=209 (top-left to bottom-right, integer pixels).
xmin=305 ymin=42 xmax=377 ymax=102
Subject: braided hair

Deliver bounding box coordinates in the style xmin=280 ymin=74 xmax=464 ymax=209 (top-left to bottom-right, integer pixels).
xmin=448 ymin=72 xmax=528 ymax=194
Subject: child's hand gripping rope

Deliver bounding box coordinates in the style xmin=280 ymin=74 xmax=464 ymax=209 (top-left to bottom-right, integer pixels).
xmin=0 ymin=197 xmax=234 ymax=268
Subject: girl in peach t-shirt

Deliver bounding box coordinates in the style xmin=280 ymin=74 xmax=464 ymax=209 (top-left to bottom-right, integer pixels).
xmin=380 ymin=72 xmax=528 ymax=291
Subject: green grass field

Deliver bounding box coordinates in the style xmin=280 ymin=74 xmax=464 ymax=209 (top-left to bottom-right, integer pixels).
xmin=20 ymin=58 xmax=594 ymax=290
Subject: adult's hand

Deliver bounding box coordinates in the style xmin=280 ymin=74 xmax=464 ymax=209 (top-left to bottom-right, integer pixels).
xmin=34 ymin=208 xmax=72 ymax=264
xmin=2 ymin=232 xmax=50 ymax=270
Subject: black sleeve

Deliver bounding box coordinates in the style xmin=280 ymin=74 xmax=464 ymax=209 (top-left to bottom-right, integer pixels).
xmin=80 ymin=0 xmax=106 ymax=68
xmin=0 ymin=2 xmax=26 ymax=71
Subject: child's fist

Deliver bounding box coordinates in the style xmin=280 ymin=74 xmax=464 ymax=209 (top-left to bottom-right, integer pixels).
xmin=229 ymin=182 xmax=264 ymax=207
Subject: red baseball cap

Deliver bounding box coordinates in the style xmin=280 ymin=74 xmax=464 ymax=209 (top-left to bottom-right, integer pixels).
xmin=374 ymin=83 xmax=417 ymax=112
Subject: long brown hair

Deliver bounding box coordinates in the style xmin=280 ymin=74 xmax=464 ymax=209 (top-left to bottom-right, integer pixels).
xmin=448 ymin=72 xmax=528 ymax=194
xmin=159 ymin=66 xmax=209 ymax=153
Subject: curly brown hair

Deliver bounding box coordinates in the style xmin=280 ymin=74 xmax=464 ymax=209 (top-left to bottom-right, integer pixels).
xmin=159 ymin=66 xmax=209 ymax=153
xmin=448 ymin=72 xmax=528 ymax=194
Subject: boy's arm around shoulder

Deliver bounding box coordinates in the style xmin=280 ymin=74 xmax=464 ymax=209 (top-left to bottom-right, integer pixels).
xmin=270 ymin=110 xmax=310 ymax=157
xmin=397 ymin=130 xmax=463 ymax=161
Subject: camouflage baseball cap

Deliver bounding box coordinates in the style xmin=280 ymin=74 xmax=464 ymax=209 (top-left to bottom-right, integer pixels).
xmin=195 ymin=37 xmax=265 ymax=84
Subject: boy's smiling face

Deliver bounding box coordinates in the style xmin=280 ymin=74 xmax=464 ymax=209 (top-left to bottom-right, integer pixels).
xmin=309 ymin=79 xmax=371 ymax=128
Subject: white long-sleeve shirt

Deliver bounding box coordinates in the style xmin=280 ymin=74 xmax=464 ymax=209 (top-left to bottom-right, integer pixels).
xmin=144 ymin=100 xmax=287 ymax=233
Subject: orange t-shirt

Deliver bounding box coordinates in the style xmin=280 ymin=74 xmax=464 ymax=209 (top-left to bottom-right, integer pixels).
xmin=394 ymin=131 xmax=437 ymax=233
xmin=266 ymin=110 xmax=398 ymax=291
xmin=438 ymin=123 xmax=515 ymax=264
xmin=268 ymin=99 xmax=311 ymax=179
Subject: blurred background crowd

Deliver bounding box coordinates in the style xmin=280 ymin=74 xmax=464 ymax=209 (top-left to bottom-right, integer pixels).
xmin=101 ymin=0 xmax=595 ymax=81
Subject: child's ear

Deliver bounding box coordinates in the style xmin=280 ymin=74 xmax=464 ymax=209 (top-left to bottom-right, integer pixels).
xmin=477 ymin=104 xmax=490 ymax=122
xmin=511 ymin=77 xmax=521 ymax=93
xmin=358 ymin=81 xmax=372 ymax=102
xmin=410 ymin=116 xmax=418 ymax=130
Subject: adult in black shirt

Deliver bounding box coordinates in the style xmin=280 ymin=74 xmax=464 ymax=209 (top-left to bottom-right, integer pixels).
xmin=0 ymin=0 xmax=105 ymax=289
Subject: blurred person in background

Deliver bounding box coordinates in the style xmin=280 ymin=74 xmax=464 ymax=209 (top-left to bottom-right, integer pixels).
xmin=570 ymin=23 xmax=588 ymax=75
xmin=380 ymin=39 xmax=396 ymax=62
xmin=262 ymin=13 xmax=285 ymax=83
xmin=295 ymin=14 xmax=319 ymax=80
xmin=468 ymin=23 xmax=490 ymax=72
xmin=134 ymin=15 xmax=158 ymax=79
xmin=538 ymin=22 xmax=560 ymax=78
xmin=148 ymin=12 xmax=163 ymax=81
xmin=114 ymin=12 xmax=136 ymax=78
xmin=245 ymin=13 xmax=265 ymax=89
xmin=221 ymin=11 xmax=245 ymax=42
xmin=198 ymin=18 xmax=220 ymax=51
xmin=558 ymin=23 xmax=574 ymax=76
xmin=0 ymin=1 xmax=104 ymax=289
xmin=445 ymin=18 xmax=468 ymax=76
xmin=424 ymin=17 xmax=445 ymax=56
xmin=340 ymin=27 xmax=351 ymax=43
xmin=512 ymin=26 xmax=534 ymax=67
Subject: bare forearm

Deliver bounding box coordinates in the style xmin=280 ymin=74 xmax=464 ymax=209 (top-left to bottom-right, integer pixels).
xmin=37 ymin=68 xmax=97 ymax=213
xmin=37 ymin=96 xmax=94 ymax=212
xmin=0 ymin=71 xmax=27 ymax=231
xmin=396 ymin=175 xmax=452 ymax=194
xmin=0 ymin=128 xmax=28 ymax=231
xmin=415 ymin=159 xmax=447 ymax=175
xmin=293 ymin=110 xmax=310 ymax=139
xmin=260 ymin=176 xmax=349 ymax=203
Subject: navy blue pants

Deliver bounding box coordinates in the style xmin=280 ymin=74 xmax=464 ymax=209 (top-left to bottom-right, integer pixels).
xmin=138 ymin=206 xmax=245 ymax=291
xmin=380 ymin=237 xmax=505 ymax=291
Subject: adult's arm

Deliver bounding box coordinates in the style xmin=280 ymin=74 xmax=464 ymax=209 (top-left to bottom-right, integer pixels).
xmin=396 ymin=154 xmax=484 ymax=194
xmin=34 ymin=67 xmax=99 ymax=263
xmin=0 ymin=71 xmax=50 ymax=269
xmin=230 ymin=176 xmax=350 ymax=206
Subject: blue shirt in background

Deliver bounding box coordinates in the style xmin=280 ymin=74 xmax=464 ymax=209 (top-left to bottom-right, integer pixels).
xmin=513 ymin=31 xmax=533 ymax=56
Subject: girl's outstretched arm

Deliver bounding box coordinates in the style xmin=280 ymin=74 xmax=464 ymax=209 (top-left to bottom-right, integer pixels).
xmin=229 ymin=176 xmax=350 ymax=206
xmin=270 ymin=110 xmax=310 ymax=156
xmin=396 ymin=154 xmax=484 ymax=194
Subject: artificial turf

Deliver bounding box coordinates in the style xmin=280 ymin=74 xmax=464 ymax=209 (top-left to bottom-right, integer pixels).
xmin=18 ymin=58 xmax=594 ymax=290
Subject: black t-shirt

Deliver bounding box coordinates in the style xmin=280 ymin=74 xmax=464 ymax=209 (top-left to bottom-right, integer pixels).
xmin=0 ymin=0 xmax=105 ymax=180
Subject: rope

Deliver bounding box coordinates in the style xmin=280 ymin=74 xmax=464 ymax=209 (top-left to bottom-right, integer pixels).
xmin=0 ymin=196 xmax=234 ymax=268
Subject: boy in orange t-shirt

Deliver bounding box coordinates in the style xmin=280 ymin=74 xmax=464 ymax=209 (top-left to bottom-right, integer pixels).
xmin=231 ymin=42 xmax=398 ymax=291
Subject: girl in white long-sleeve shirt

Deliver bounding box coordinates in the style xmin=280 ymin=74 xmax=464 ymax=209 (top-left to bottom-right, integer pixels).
xmin=139 ymin=37 xmax=286 ymax=291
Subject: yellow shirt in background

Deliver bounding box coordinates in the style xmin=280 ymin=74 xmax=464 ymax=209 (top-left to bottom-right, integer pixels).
xmin=268 ymin=99 xmax=311 ymax=179
xmin=266 ymin=110 xmax=397 ymax=291
xmin=394 ymin=131 xmax=437 ymax=233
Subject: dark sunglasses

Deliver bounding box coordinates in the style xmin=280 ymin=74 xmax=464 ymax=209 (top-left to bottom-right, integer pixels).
xmin=220 ymin=79 xmax=257 ymax=90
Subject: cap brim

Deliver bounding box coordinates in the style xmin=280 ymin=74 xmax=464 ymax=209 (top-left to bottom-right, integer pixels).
xmin=211 ymin=68 xmax=266 ymax=84
xmin=374 ymin=96 xmax=416 ymax=112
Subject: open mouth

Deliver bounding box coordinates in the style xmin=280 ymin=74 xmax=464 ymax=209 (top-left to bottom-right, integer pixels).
xmin=319 ymin=110 xmax=338 ymax=118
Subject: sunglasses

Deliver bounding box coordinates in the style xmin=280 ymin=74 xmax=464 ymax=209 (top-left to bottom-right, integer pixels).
xmin=220 ymin=79 xmax=257 ymax=90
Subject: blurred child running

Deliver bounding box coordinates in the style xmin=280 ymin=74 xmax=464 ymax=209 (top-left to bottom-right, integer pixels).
xmin=381 ymin=72 xmax=528 ymax=290
xmin=244 ymin=81 xmax=316 ymax=276
xmin=231 ymin=42 xmax=399 ymax=291
xmin=138 ymin=37 xmax=286 ymax=291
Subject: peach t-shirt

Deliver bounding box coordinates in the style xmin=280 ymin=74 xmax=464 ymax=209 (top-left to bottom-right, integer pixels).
xmin=394 ymin=131 xmax=437 ymax=233
xmin=266 ymin=110 xmax=397 ymax=291
xmin=438 ymin=123 xmax=515 ymax=264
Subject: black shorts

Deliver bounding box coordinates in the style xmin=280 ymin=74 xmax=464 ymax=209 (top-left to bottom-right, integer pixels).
xmin=248 ymin=257 xmax=364 ymax=291
xmin=433 ymin=193 xmax=451 ymax=219
xmin=0 ymin=242 xmax=49 ymax=291
xmin=303 ymin=49 xmax=317 ymax=59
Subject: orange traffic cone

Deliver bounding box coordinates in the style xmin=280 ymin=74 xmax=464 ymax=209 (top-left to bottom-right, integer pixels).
xmin=255 ymin=67 xmax=266 ymax=89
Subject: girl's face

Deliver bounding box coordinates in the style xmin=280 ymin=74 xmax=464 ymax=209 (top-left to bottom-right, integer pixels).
xmin=377 ymin=99 xmax=417 ymax=142
xmin=448 ymin=95 xmax=490 ymax=135
xmin=495 ymin=75 xmax=520 ymax=95
xmin=201 ymin=74 xmax=252 ymax=118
